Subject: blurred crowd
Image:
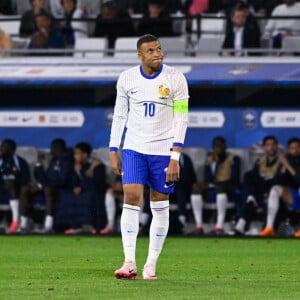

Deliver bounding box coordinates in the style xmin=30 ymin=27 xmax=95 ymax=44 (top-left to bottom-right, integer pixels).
xmin=0 ymin=0 xmax=300 ymax=56
xmin=1 ymin=134 xmax=300 ymax=237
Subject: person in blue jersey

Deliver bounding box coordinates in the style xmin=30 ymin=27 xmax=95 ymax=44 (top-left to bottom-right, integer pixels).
xmin=109 ymin=34 xmax=189 ymax=280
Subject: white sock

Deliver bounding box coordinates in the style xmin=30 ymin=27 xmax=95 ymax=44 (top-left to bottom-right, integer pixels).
xmin=121 ymin=203 xmax=140 ymax=262
xmin=9 ymin=199 xmax=19 ymax=222
xmin=105 ymin=191 xmax=116 ymax=229
xmin=266 ymin=186 xmax=282 ymax=228
xmin=146 ymin=200 xmax=169 ymax=267
xmin=20 ymin=216 xmax=28 ymax=229
xmin=235 ymin=218 xmax=246 ymax=233
xmin=44 ymin=215 xmax=53 ymax=230
xmin=216 ymin=193 xmax=228 ymax=229
xmin=190 ymin=194 xmax=203 ymax=227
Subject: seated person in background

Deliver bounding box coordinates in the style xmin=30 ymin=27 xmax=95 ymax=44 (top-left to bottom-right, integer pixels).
xmin=170 ymin=152 xmax=197 ymax=233
xmin=94 ymin=0 xmax=135 ymax=54
xmin=0 ymin=29 xmax=13 ymax=57
xmin=137 ymin=0 xmax=175 ymax=37
xmin=264 ymin=0 xmax=300 ymax=49
xmin=191 ymin=136 xmax=241 ymax=235
xmin=28 ymin=11 xmax=65 ymax=54
xmin=260 ymin=137 xmax=300 ymax=237
xmin=222 ymin=3 xmax=261 ymax=56
xmin=19 ymin=0 xmax=50 ymax=37
xmin=24 ymin=138 xmax=73 ymax=233
xmin=64 ymin=142 xmax=107 ymax=235
xmin=0 ymin=139 xmax=30 ymax=233
xmin=234 ymin=136 xmax=279 ymax=235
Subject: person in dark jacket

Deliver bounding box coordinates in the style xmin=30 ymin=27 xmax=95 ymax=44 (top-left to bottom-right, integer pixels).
xmin=94 ymin=0 xmax=135 ymax=54
xmin=137 ymin=0 xmax=175 ymax=37
xmin=28 ymin=11 xmax=65 ymax=55
xmin=19 ymin=0 xmax=50 ymax=37
xmin=222 ymin=2 xmax=261 ymax=56
xmin=31 ymin=138 xmax=73 ymax=233
xmin=260 ymin=137 xmax=300 ymax=237
xmin=62 ymin=142 xmax=108 ymax=234
xmin=0 ymin=139 xmax=30 ymax=233
xmin=191 ymin=136 xmax=241 ymax=235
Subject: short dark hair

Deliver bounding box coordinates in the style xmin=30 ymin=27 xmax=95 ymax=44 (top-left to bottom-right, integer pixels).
xmin=137 ymin=34 xmax=159 ymax=50
xmin=288 ymin=137 xmax=300 ymax=146
xmin=75 ymin=142 xmax=92 ymax=156
xmin=51 ymin=138 xmax=66 ymax=151
xmin=231 ymin=2 xmax=249 ymax=16
xmin=35 ymin=11 xmax=52 ymax=20
xmin=212 ymin=136 xmax=226 ymax=147
xmin=101 ymin=0 xmax=117 ymax=11
xmin=1 ymin=138 xmax=17 ymax=153
xmin=262 ymin=135 xmax=278 ymax=145
xmin=61 ymin=0 xmax=77 ymax=6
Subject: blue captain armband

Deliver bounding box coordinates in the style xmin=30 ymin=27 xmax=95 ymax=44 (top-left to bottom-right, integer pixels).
xmin=109 ymin=147 xmax=118 ymax=152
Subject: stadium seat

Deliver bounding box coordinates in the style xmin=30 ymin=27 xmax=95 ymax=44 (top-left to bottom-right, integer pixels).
xmin=114 ymin=37 xmax=138 ymax=59
xmin=0 ymin=15 xmax=21 ymax=37
xmin=197 ymin=34 xmax=224 ymax=55
xmin=160 ymin=36 xmax=188 ymax=57
xmin=74 ymin=37 xmax=107 ymax=57
xmin=227 ymin=148 xmax=252 ymax=179
xmin=170 ymin=11 xmax=186 ymax=36
xmin=16 ymin=146 xmax=38 ymax=180
xmin=200 ymin=13 xmax=226 ymax=35
xmin=282 ymin=36 xmax=300 ymax=54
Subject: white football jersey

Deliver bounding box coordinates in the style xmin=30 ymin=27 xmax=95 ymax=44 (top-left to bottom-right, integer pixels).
xmin=109 ymin=64 xmax=189 ymax=155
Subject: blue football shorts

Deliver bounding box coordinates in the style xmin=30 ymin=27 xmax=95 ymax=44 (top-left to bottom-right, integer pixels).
xmin=121 ymin=149 xmax=174 ymax=194
xmin=290 ymin=188 xmax=300 ymax=210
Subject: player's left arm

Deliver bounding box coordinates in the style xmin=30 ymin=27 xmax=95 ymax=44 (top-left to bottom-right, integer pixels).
xmin=166 ymin=71 xmax=189 ymax=183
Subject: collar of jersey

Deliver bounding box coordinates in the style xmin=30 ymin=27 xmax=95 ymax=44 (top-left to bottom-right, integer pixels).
xmin=140 ymin=64 xmax=163 ymax=79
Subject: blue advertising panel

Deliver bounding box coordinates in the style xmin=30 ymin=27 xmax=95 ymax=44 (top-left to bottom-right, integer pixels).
xmin=0 ymin=108 xmax=299 ymax=149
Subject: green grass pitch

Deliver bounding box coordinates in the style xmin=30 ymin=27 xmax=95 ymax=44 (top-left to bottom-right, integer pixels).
xmin=1 ymin=236 xmax=300 ymax=300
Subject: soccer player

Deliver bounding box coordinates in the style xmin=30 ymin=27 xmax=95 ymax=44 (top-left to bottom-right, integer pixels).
xmin=260 ymin=137 xmax=300 ymax=237
xmin=234 ymin=136 xmax=279 ymax=236
xmin=109 ymin=34 xmax=189 ymax=280
xmin=0 ymin=139 xmax=30 ymax=233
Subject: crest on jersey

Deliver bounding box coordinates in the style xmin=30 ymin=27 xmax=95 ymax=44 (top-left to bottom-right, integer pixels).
xmin=158 ymin=85 xmax=170 ymax=100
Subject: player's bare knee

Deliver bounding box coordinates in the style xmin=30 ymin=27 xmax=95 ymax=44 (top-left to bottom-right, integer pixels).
xmin=150 ymin=190 xmax=169 ymax=201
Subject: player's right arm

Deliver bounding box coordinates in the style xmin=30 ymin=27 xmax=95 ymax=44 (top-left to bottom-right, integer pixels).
xmin=109 ymin=73 xmax=129 ymax=175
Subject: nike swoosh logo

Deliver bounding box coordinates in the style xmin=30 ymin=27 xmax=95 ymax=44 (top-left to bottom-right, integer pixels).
xmin=164 ymin=183 xmax=174 ymax=188
xmin=130 ymin=90 xmax=138 ymax=94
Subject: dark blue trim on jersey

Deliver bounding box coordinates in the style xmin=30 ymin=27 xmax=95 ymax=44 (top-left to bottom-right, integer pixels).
xmin=140 ymin=64 xmax=163 ymax=79
xmin=173 ymin=142 xmax=184 ymax=147
xmin=109 ymin=147 xmax=118 ymax=152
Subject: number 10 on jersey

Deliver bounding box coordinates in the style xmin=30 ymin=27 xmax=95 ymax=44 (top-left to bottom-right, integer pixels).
xmin=143 ymin=102 xmax=156 ymax=117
